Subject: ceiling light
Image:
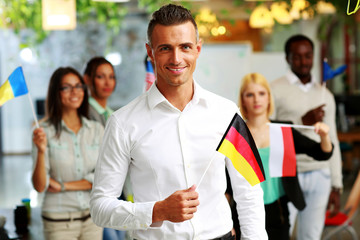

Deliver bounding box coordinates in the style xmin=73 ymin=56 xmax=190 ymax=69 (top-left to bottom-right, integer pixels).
xmin=42 ymin=0 xmax=76 ymax=30
xmin=316 ymin=1 xmax=336 ymax=14
xmin=92 ymin=0 xmax=130 ymax=2
xmin=20 ymin=48 xmax=34 ymax=63
xmin=249 ymin=5 xmax=274 ymax=28
xmin=106 ymin=52 xmax=122 ymax=66
xmin=271 ymin=2 xmax=293 ymax=24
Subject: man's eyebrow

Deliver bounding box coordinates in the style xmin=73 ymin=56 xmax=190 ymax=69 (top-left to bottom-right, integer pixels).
xmin=157 ymin=44 xmax=171 ymax=49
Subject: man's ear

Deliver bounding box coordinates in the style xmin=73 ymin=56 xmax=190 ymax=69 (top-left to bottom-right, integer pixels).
xmin=285 ymin=55 xmax=291 ymax=65
xmin=146 ymin=43 xmax=154 ymax=63
xmin=196 ymin=38 xmax=202 ymax=56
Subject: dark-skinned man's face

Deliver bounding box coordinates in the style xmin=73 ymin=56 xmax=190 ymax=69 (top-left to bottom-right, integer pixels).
xmin=286 ymin=40 xmax=313 ymax=83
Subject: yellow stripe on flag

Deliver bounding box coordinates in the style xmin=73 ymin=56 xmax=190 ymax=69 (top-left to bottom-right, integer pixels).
xmin=218 ymin=139 xmax=260 ymax=186
xmin=0 ymin=80 xmax=15 ymax=106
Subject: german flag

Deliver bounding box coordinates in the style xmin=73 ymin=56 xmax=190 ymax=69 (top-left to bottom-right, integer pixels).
xmin=217 ymin=113 xmax=265 ymax=186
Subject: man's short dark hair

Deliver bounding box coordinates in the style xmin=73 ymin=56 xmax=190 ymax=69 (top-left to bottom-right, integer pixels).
xmin=285 ymin=34 xmax=314 ymax=57
xmin=147 ymin=4 xmax=199 ymax=46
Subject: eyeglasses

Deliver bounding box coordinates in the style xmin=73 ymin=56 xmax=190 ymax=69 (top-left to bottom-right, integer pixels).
xmin=60 ymin=84 xmax=86 ymax=93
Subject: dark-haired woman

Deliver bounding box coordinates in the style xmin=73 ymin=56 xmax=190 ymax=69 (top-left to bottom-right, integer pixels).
xmin=32 ymin=67 xmax=104 ymax=240
xmin=83 ymin=57 xmax=128 ymax=240
xmin=83 ymin=57 xmax=116 ymax=126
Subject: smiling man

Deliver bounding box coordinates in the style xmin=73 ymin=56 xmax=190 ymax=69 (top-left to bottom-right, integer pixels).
xmin=270 ymin=34 xmax=342 ymax=240
xmin=90 ymin=4 xmax=267 ymax=240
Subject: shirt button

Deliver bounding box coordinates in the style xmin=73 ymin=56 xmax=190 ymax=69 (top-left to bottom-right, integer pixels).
xmin=77 ymin=154 xmax=80 ymax=158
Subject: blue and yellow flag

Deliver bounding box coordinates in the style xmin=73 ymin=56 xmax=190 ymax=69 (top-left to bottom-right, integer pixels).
xmin=0 ymin=67 xmax=28 ymax=106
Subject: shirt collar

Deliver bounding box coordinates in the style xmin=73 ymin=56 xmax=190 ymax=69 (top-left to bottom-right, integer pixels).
xmin=147 ymin=81 xmax=209 ymax=110
xmin=89 ymin=97 xmax=113 ymax=115
xmin=61 ymin=116 xmax=92 ymax=132
xmin=286 ymin=70 xmax=317 ymax=92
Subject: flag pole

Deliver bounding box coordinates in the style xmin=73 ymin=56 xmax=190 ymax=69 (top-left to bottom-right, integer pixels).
xmin=27 ymin=93 xmax=39 ymax=129
xmin=20 ymin=65 xmax=39 ymax=129
xmin=267 ymin=122 xmax=315 ymax=130
xmin=196 ymin=152 xmax=216 ymax=191
xmin=321 ymin=81 xmax=326 ymax=105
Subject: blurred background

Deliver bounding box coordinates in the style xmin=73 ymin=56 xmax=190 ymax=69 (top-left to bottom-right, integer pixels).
xmin=0 ymin=0 xmax=359 ymax=239
xmin=0 ymin=0 xmax=358 ymax=155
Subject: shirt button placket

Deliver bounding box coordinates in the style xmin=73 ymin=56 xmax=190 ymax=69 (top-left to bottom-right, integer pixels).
xmin=73 ymin=134 xmax=82 ymax=179
xmin=178 ymin=114 xmax=190 ymax=187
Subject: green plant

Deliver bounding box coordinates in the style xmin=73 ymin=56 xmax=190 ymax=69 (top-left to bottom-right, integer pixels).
xmin=0 ymin=0 xmax=130 ymax=47
xmin=0 ymin=0 xmax=357 ymax=47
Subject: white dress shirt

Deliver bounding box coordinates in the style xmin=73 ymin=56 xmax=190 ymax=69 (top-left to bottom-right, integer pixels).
xmin=90 ymin=82 xmax=267 ymax=240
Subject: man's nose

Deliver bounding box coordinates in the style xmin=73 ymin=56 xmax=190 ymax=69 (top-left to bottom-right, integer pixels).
xmin=170 ymin=49 xmax=181 ymax=64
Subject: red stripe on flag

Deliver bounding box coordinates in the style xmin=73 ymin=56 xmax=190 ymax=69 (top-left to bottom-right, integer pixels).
xmin=281 ymin=127 xmax=296 ymax=176
xmin=225 ymin=126 xmax=265 ymax=182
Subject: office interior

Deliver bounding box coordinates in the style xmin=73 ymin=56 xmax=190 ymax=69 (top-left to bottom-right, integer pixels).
xmin=0 ymin=0 xmax=360 ymax=239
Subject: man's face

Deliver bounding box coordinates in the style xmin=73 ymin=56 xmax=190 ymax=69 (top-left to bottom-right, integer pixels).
xmin=286 ymin=40 xmax=313 ymax=81
xmin=146 ymin=21 xmax=201 ymax=90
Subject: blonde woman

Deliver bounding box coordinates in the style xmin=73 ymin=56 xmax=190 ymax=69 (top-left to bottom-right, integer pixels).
xmin=237 ymin=73 xmax=333 ymax=239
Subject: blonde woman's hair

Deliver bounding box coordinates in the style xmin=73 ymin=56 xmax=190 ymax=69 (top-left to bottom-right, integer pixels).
xmin=238 ymin=73 xmax=274 ymax=120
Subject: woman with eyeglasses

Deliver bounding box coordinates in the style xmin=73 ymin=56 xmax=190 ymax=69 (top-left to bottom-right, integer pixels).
xmin=32 ymin=67 xmax=104 ymax=240
xmin=83 ymin=57 xmax=116 ymax=126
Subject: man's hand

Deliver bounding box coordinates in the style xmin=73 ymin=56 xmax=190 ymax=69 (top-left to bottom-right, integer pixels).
xmin=301 ymin=104 xmax=325 ymax=125
xmin=152 ymin=185 xmax=199 ymax=223
xmin=327 ymin=188 xmax=341 ymax=218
